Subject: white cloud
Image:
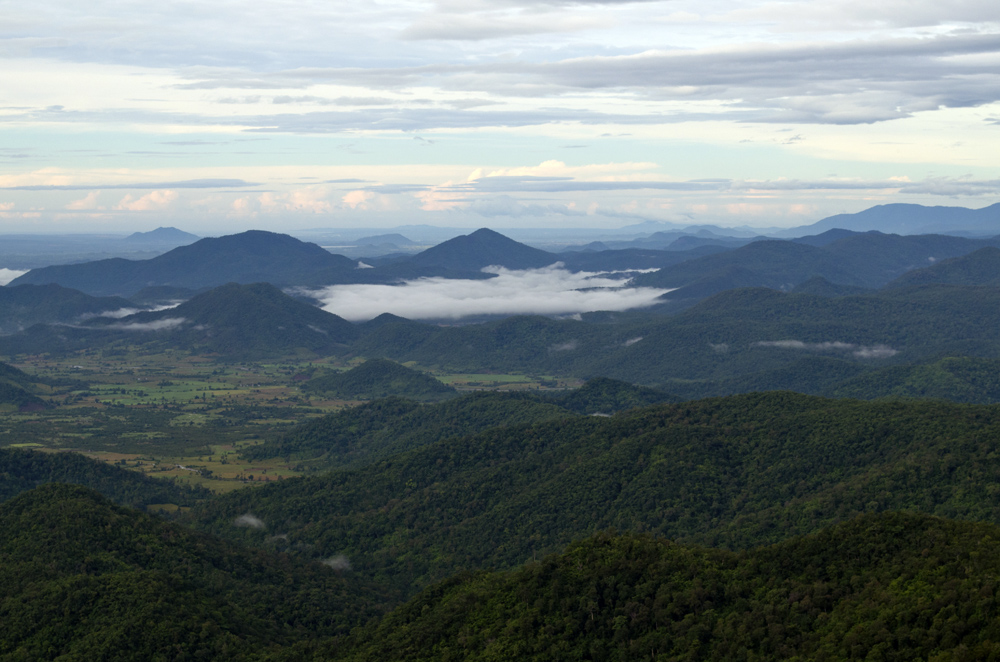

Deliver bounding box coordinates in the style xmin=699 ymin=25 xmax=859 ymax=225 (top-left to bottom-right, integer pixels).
xmin=755 ymin=340 xmax=899 ymax=358
xmin=109 ymin=317 xmax=187 ymax=332
xmin=312 ymin=265 xmax=670 ymax=321
xmin=65 ymin=191 xmax=102 ymax=210
xmin=114 ymin=190 xmax=178 ymax=211
xmin=233 ymin=513 xmax=266 ymax=529
xmin=0 ymin=269 xmax=28 ymax=286
xmin=321 ymin=555 xmax=352 ymax=571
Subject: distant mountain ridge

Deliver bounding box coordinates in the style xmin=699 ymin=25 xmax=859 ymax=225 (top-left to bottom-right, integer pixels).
xmin=124 ymin=226 xmax=199 ymax=244
xmin=9 ymin=230 xmax=358 ymax=296
xmin=785 ymin=202 xmax=1000 ymax=236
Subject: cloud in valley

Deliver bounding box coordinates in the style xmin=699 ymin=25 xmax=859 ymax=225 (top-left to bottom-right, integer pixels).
xmin=755 ymin=340 xmax=899 ymax=359
xmin=0 ymin=269 xmax=28 ymax=286
xmin=312 ymin=265 xmax=670 ymax=321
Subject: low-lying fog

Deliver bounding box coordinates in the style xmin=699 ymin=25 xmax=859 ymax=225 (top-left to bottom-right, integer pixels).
xmin=311 ymin=265 xmax=670 ymax=322
xmin=0 ymin=269 xmax=27 ymax=286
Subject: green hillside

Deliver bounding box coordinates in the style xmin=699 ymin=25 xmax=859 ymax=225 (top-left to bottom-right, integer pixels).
xmin=0 ymin=484 xmax=383 ymax=660
xmin=244 ymin=391 xmax=574 ymax=471
xmin=192 ymin=392 xmax=1000 ymax=600
xmin=302 ymin=358 xmax=456 ymax=401
xmin=830 ymin=356 xmax=1000 ymax=403
xmin=337 ymin=512 xmax=1000 ymax=661
xmin=553 ymin=376 xmax=677 ymax=414
xmin=0 ymin=447 xmax=208 ymax=508
xmin=886 ymin=245 xmax=1000 ymax=289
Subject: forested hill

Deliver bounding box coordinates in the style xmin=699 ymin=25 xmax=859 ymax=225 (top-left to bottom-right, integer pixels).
xmin=334 ymin=512 xmax=1000 ymax=661
xmin=0 ymin=484 xmax=384 ymax=660
xmin=192 ymin=392 xmax=1000 ymax=601
xmin=8 ymin=230 xmax=358 ymax=296
xmin=0 ymin=447 xmax=208 ymax=508
xmin=244 ymin=391 xmax=573 ymax=471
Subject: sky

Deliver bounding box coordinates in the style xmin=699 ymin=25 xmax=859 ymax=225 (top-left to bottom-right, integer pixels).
xmin=2 ymin=0 xmax=1000 ymax=235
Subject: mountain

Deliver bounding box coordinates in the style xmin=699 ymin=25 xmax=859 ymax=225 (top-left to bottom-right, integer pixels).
xmin=0 ymin=484 xmax=382 ymax=660
xmin=407 ymin=228 xmax=557 ymax=272
xmin=124 ymin=226 xmax=199 ymax=244
xmin=785 ymin=202 xmax=1000 ymax=236
xmin=630 ymin=240 xmax=861 ymax=300
xmin=885 ymin=246 xmax=1000 ymax=289
xmin=245 ymin=391 xmax=573 ymax=471
xmin=302 ymin=358 xmax=456 ymax=402
xmin=192 ymin=392 xmax=1000 ymax=599
xmin=0 ymin=283 xmax=135 ymax=335
xmin=8 ymin=230 xmax=359 ymax=296
xmin=338 ymin=513 xmax=1000 ymax=661
xmin=630 ymin=232 xmax=999 ymax=306
xmin=120 ymin=282 xmax=358 ymax=358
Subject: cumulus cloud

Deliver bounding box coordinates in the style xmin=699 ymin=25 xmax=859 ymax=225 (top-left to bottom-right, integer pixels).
xmin=0 ymin=269 xmax=28 ymax=286
xmin=65 ymin=191 xmax=102 ymax=210
xmin=114 ymin=189 xmax=178 ymax=211
xmin=755 ymin=340 xmax=898 ymax=358
xmin=312 ymin=265 xmax=671 ymax=321
xmin=233 ymin=513 xmax=266 ymax=529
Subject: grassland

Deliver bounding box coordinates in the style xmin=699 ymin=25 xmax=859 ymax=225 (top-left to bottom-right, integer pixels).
xmin=1 ymin=347 xmax=575 ymax=492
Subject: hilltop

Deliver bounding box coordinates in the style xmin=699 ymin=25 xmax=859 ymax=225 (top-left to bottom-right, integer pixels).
xmin=122 ymin=281 xmax=358 ymax=358
xmin=9 ymin=230 xmax=358 ymax=296
xmin=408 ymin=228 xmax=557 ymax=272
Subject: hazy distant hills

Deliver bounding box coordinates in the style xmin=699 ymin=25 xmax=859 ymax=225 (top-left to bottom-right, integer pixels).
xmin=123 ymin=226 xmax=199 ymax=244
xmin=632 ymin=231 xmax=1000 ymax=304
xmin=786 ymin=202 xmax=1000 ymax=236
xmin=0 ymin=283 xmax=134 ymax=335
xmin=9 ymin=230 xmax=360 ymax=297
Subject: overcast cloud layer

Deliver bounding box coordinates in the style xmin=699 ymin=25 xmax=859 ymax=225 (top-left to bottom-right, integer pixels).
xmin=1 ymin=1 xmax=999 ymax=233
xmin=313 ymin=265 xmax=670 ymax=320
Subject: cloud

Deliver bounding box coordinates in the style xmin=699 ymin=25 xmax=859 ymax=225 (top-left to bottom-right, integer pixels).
xmin=233 ymin=513 xmax=266 ymax=529
xmin=114 ymin=189 xmax=178 ymax=211
xmin=321 ymin=555 xmax=352 ymax=571
xmin=755 ymin=340 xmax=899 ymax=358
xmin=65 ymin=191 xmax=102 ymax=210
xmin=311 ymin=265 xmax=671 ymax=321
xmin=0 ymin=269 xmax=28 ymax=286
xmin=108 ymin=317 xmax=187 ymax=332
xmin=3 ymin=179 xmax=257 ymax=191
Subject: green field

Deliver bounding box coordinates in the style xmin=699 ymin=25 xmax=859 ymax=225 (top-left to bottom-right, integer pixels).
xmin=2 ymin=347 xmax=576 ymax=491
